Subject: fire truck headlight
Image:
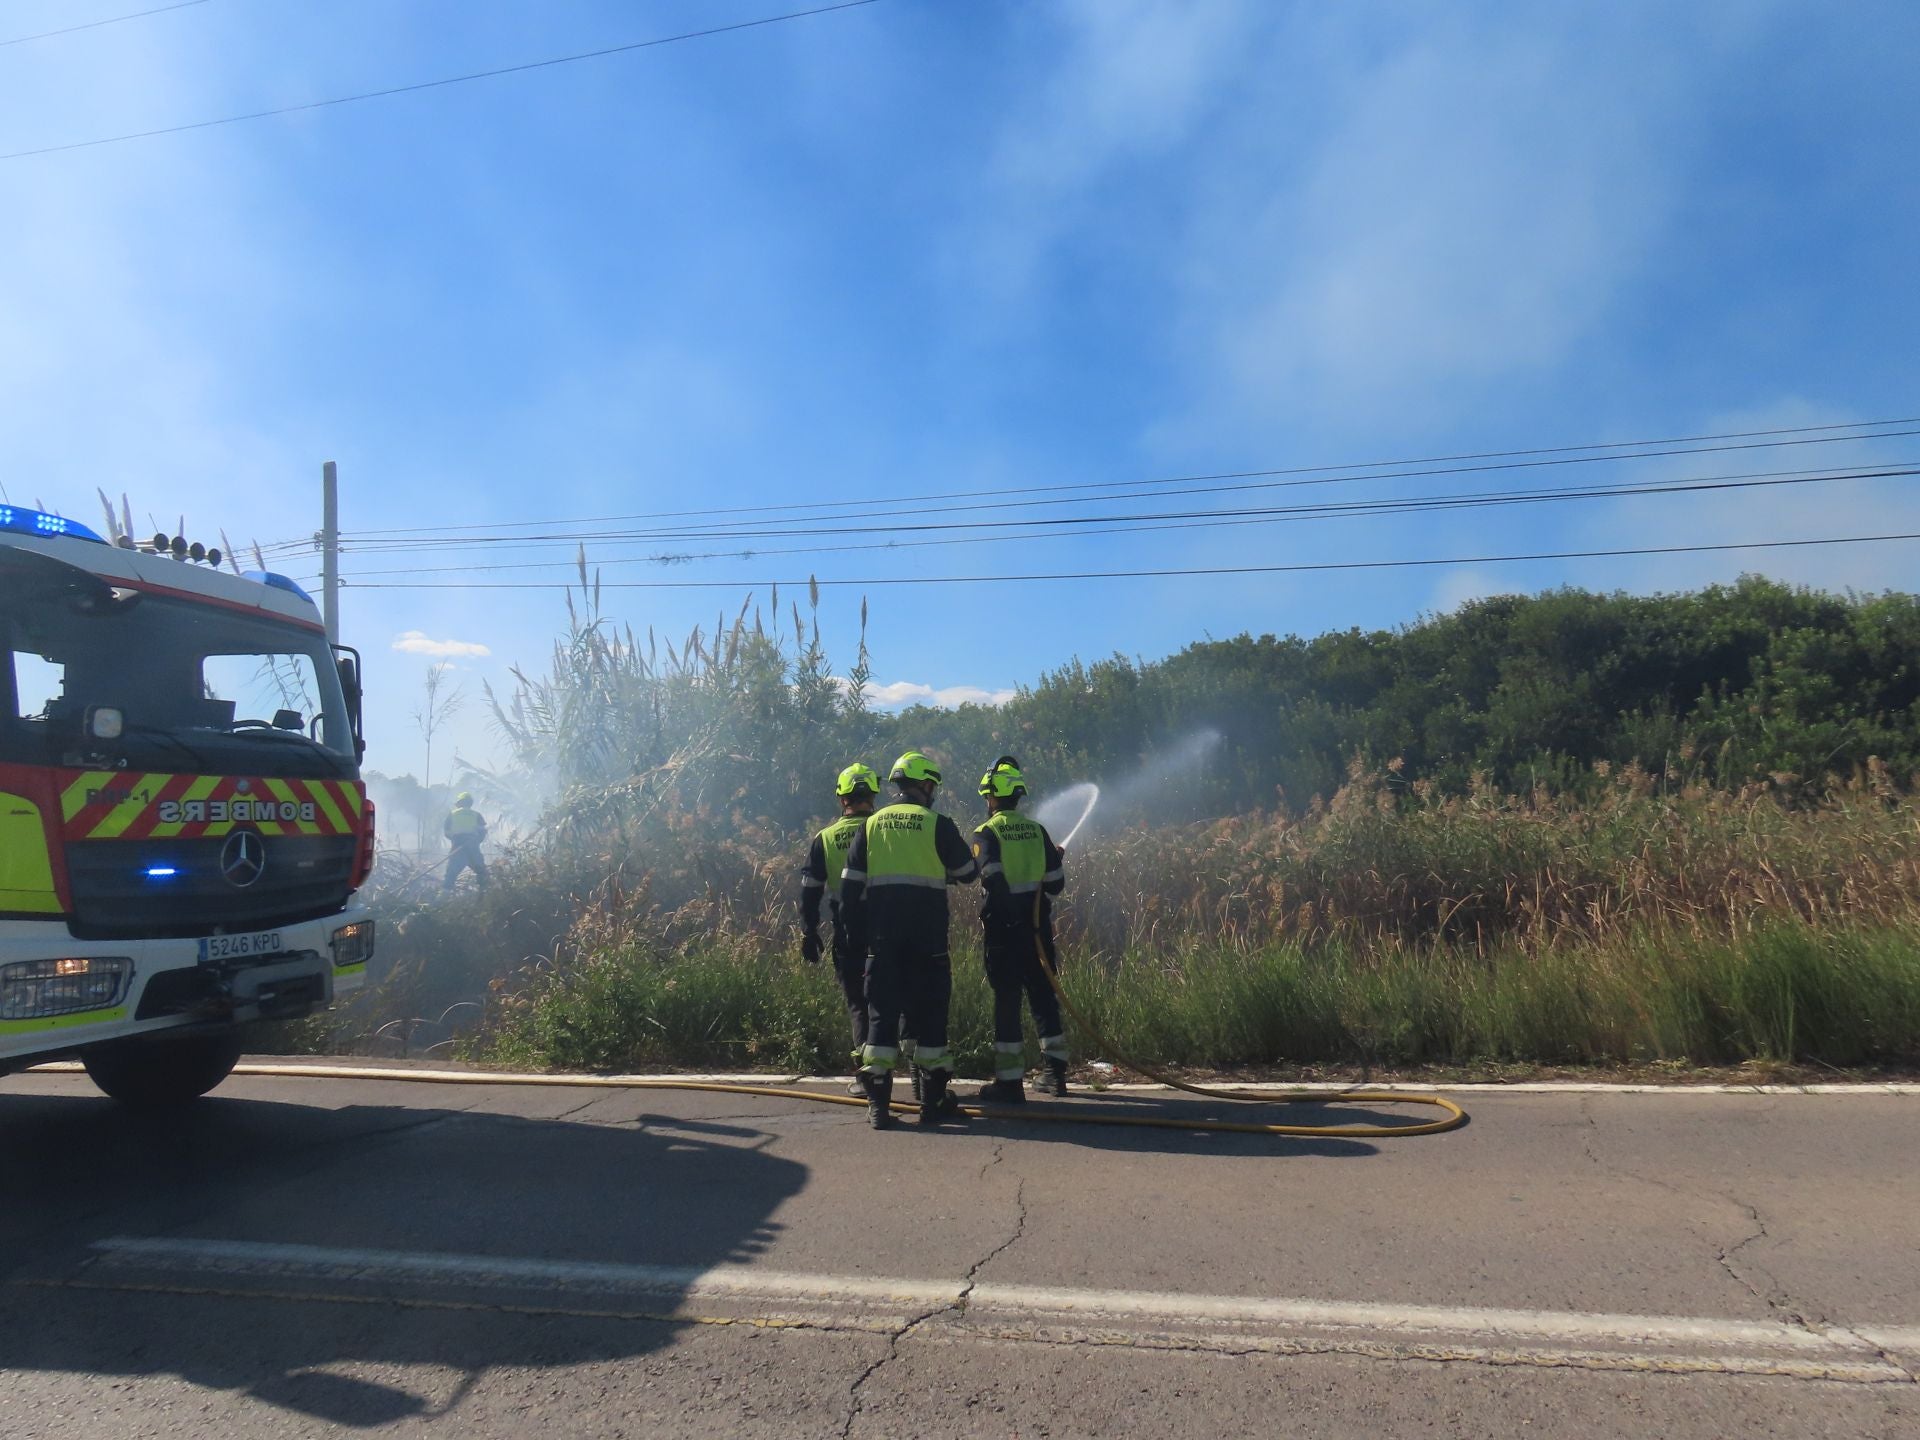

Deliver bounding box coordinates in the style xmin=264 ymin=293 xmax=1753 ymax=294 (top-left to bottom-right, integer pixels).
xmin=330 ymin=922 xmax=375 ymax=968
xmin=0 ymin=957 xmax=134 ymax=1021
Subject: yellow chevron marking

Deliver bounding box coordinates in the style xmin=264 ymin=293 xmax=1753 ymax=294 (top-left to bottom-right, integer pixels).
xmin=148 ymin=774 xmax=222 ymax=838
xmin=87 ymin=774 xmax=169 ymax=839
xmin=307 ymin=781 xmax=349 ymax=835
xmin=61 ymin=772 xmax=115 ymax=823
xmin=339 ymin=784 xmax=365 ymax=817
xmin=263 ymin=779 xmax=321 ymax=836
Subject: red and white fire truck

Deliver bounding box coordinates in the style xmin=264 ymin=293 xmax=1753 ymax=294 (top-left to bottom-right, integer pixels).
xmin=1 ymin=504 xmax=375 ymax=1102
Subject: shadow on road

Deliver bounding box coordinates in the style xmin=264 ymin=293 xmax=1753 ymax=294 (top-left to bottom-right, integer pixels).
xmin=0 ymin=1088 xmax=809 ymax=1428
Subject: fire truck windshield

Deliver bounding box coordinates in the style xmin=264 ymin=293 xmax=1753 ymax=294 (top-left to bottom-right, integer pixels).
xmin=2 ymin=585 xmax=355 ymax=779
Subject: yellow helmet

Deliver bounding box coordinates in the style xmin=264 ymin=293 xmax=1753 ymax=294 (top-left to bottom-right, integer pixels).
xmin=834 ymin=762 xmax=880 ymax=798
xmin=889 ymin=751 xmax=942 ymax=786
xmin=454 ymin=792 xmax=474 ymax=807
xmin=978 ymin=763 xmax=1028 ymax=799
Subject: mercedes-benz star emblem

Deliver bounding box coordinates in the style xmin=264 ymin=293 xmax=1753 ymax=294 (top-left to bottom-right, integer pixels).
xmin=220 ymin=830 xmax=267 ymax=889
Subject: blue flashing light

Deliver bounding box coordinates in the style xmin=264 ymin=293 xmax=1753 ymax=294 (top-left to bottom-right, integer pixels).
xmin=144 ymin=866 xmax=179 ymax=879
xmin=0 ymin=505 xmax=105 ymax=544
xmin=241 ymin=570 xmax=316 ymax=603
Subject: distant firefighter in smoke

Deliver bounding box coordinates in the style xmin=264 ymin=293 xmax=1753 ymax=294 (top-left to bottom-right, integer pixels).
xmin=442 ymin=791 xmax=490 ymax=892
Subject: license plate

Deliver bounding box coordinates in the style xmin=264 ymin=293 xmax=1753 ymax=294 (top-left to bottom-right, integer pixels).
xmin=200 ymin=930 xmax=286 ymax=962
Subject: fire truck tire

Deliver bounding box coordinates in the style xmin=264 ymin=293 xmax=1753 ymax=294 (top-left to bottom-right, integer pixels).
xmin=81 ymin=1033 xmax=245 ymax=1105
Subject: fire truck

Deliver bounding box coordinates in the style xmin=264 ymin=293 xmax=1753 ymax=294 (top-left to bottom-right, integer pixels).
xmin=1 ymin=504 xmax=375 ymax=1103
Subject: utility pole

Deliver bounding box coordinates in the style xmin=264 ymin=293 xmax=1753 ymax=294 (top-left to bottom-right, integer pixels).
xmin=320 ymin=460 xmax=340 ymax=645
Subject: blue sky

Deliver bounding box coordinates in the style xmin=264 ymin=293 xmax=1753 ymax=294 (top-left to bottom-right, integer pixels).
xmin=5 ymin=0 xmax=1919 ymax=781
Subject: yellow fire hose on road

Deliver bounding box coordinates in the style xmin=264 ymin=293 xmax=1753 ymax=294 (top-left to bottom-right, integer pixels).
xmin=187 ymin=791 xmax=1464 ymax=1139
xmin=215 ymin=1058 xmax=1463 ymax=1140
xmin=210 ymin=865 xmax=1464 ymax=1139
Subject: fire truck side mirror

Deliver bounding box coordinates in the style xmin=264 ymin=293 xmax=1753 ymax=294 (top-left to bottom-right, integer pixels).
xmin=333 ymin=645 xmax=366 ymax=763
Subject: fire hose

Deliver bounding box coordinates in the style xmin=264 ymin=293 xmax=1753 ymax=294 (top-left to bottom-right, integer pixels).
xmin=211 ymin=803 xmax=1464 ymax=1139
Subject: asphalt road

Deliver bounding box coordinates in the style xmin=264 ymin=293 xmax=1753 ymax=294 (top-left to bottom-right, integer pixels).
xmin=1 ymin=1065 xmax=1915 ymax=1438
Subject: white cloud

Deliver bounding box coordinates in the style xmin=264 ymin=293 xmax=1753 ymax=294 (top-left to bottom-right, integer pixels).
xmin=1431 ymin=568 xmax=1502 ymax=615
xmin=392 ymin=631 xmax=492 ymax=659
xmin=857 ymin=679 xmax=1017 ymax=709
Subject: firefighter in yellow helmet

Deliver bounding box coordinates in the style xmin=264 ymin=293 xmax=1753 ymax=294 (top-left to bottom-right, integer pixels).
xmin=442 ymin=791 xmax=489 ymax=892
xmin=799 ymin=763 xmax=883 ymax=1096
xmin=839 ymin=751 xmax=979 ymax=1128
xmin=970 ymin=757 xmax=1068 ymax=1102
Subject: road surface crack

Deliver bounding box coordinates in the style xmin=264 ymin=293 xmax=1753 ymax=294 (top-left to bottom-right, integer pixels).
xmin=1715 ymin=1192 xmax=1919 ymax=1384
xmin=838 ymin=1142 xmax=1029 ymax=1439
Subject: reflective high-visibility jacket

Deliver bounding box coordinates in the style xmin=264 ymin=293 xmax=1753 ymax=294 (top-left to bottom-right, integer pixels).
xmin=444 ymin=808 xmax=487 ymax=846
xmin=800 ymin=813 xmax=865 ymax=950
xmin=839 ymin=801 xmax=978 ymax=945
xmin=973 ymin=810 xmax=1065 ymax=929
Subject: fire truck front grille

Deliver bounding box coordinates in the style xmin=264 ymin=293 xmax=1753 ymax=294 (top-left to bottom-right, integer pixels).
xmin=63 ymin=835 xmax=358 ymax=940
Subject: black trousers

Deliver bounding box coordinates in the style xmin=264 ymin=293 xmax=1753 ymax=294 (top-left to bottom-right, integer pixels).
xmin=864 ymin=931 xmax=950 ymax=1062
xmin=831 ymin=937 xmax=868 ymax=1055
xmin=984 ymin=925 xmax=1063 ymax=1047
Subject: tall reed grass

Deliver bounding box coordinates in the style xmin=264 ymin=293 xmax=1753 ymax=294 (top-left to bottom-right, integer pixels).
xmin=327 ymin=764 xmax=1920 ymax=1072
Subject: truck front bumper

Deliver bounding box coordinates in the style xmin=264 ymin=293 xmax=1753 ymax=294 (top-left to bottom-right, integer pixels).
xmin=0 ymin=906 xmax=372 ymax=1067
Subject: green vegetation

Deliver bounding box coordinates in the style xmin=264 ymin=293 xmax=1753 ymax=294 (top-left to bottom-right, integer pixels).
xmin=478 ymin=922 xmax=1920 ymax=1078
xmin=901 ymin=575 xmax=1920 ymax=822
xmin=323 ymin=574 xmax=1920 ymax=1074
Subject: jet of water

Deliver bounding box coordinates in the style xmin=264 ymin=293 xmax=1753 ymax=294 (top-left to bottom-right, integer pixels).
xmin=1032 ymin=781 xmax=1100 ymax=848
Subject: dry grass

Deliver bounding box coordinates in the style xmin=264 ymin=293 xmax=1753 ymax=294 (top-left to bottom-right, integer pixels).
xmin=307 ymin=764 xmax=1920 ymax=1072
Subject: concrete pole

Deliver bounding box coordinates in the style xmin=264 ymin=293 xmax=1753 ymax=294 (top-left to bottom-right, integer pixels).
xmin=321 ymin=460 xmax=340 ymax=645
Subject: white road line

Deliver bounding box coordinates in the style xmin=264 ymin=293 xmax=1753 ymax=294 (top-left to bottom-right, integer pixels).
xmin=91 ymin=1236 xmax=956 ymax=1308
xmin=86 ymin=1235 xmax=1918 ymax=1368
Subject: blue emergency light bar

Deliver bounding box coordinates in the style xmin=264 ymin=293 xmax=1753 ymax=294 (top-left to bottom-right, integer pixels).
xmin=0 ymin=505 xmax=105 ymax=544
xmin=242 ymin=570 xmax=316 ymax=603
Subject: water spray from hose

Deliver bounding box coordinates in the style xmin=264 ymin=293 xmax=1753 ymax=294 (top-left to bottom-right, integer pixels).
xmin=1034 ymin=781 xmax=1100 ymax=848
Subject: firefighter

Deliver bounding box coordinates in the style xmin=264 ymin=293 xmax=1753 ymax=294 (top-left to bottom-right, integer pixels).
xmin=970 ymin=759 xmax=1069 ymax=1102
xmin=839 ymin=751 xmax=979 ymax=1129
xmin=799 ymin=762 xmax=882 ymax=1096
xmin=442 ymin=792 xmax=489 ymax=892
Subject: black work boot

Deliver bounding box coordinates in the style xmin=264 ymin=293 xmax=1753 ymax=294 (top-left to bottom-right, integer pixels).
xmin=863 ymin=1072 xmax=895 ymax=1129
xmin=1033 ymin=1057 xmax=1069 ymax=1097
xmin=917 ymin=1070 xmax=961 ymax=1126
xmin=909 ymin=1065 xmax=925 ymax=1106
xmin=969 ymin=1078 xmax=1026 ymax=1105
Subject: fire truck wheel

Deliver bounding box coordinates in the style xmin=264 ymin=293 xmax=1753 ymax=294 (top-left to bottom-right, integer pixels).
xmin=81 ymin=1034 xmax=245 ymax=1105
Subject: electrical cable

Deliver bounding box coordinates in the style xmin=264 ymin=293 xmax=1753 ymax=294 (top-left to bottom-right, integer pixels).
xmin=0 ymin=0 xmax=208 ymax=49
xmin=337 ymin=528 xmax=1920 ymax=591
xmin=323 ymin=465 xmax=1919 ymax=578
xmin=307 ymin=415 xmax=1920 ymax=544
xmin=1 ymin=0 xmax=887 ymax=162
xmin=273 ymin=427 xmax=1920 ymax=557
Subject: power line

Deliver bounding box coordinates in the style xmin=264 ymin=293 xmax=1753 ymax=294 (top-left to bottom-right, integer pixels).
xmin=328 ymin=464 xmax=1920 ymax=578
xmin=311 ymin=443 xmax=1920 ymax=558
xmin=0 ymin=0 xmax=886 ymax=162
xmin=340 ymin=530 xmax=1920 ymax=591
xmin=301 ymin=415 xmax=1920 ymax=547
xmin=275 ymin=422 xmax=1920 ymax=557
xmin=0 ymin=0 xmax=208 ymax=49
